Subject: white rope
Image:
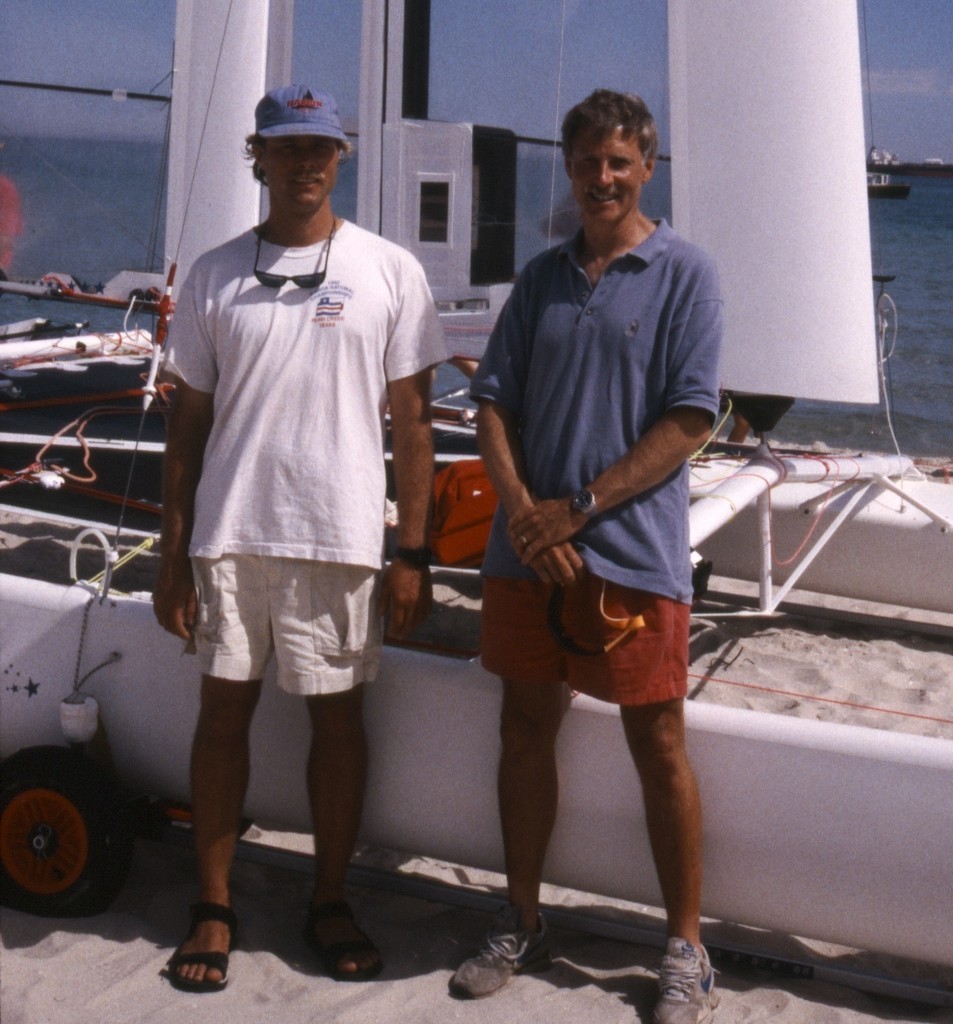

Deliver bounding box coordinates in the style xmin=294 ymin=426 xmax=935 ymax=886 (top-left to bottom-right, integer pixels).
xmin=69 ymin=528 xmax=117 ymax=596
xmin=876 ymin=287 xmax=905 ymax=464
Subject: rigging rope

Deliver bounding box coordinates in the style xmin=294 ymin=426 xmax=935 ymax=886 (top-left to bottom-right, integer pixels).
xmin=689 ymin=668 xmax=953 ymax=729
xmin=876 ymin=285 xmax=905 ymax=463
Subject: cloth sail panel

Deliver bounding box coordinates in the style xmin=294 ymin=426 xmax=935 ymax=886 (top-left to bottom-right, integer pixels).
xmin=668 ymin=0 xmax=879 ymax=404
xmin=165 ymin=0 xmax=290 ymax=284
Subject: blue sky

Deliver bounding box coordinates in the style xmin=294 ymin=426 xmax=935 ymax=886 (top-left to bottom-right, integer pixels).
xmin=1 ymin=0 xmax=951 ymax=161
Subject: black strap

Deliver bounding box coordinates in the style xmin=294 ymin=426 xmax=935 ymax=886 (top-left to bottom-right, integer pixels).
xmin=546 ymin=587 xmax=602 ymax=657
xmin=393 ymin=545 xmax=432 ymax=567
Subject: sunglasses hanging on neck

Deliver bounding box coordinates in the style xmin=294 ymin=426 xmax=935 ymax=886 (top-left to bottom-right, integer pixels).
xmin=253 ymin=221 xmax=337 ymax=289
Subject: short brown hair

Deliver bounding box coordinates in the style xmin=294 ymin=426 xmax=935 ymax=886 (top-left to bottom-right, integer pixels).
xmin=561 ymin=90 xmax=658 ymax=163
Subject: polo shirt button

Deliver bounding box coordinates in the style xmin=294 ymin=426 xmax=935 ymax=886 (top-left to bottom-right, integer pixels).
xmin=585 ymin=308 xmax=594 ymax=316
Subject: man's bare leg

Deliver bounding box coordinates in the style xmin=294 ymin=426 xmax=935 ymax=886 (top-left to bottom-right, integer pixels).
xmin=621 ymin=698 xmax=702 ymax=943
xmin=174 ymin=675 xmax=262 ymax=987
xmin=498 ymin=679 xmax=569 ymax=931
xmin=304 ymin=685 xmax=379 ymax=975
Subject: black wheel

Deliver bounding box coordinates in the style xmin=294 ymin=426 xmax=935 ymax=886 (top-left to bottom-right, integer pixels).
xmin=0 ymin=745 xmax=134 ymax=916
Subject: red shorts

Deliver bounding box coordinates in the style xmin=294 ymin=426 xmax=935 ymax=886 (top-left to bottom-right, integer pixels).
xmin=481 ymin=574 xmax=689 ymax=707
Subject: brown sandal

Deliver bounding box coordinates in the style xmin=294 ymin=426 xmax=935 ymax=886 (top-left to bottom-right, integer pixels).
xmin=165 ymin=902 xmax=238 ymax=993
xmin=303 ymin=900 xmax=383 ymax=981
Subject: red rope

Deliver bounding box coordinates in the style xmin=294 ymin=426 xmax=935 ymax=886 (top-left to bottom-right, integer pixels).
xmin=0 ymin=385 xmax=165 ymax=413
xmin=689 ymin=670 xmax=953 ymax=727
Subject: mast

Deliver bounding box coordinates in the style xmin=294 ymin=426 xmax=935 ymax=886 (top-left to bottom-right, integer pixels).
xmin=164 ymin=0 xmax=293 ymax=285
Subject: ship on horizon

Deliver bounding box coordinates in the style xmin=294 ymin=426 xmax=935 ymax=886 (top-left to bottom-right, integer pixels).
xmin=867 ymin=147 xmax=953 ymax=178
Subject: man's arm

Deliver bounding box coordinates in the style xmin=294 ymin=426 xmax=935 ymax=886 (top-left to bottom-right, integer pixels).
xmin=510 ymin=405 xmax=713 ymax=565
xmin=379 ymin=366 xmax=437 ymax=639
xmin=153 ymin=378 xmax=214 ymax=639
xmin=477 ymin=399 xmax=585 ymax=585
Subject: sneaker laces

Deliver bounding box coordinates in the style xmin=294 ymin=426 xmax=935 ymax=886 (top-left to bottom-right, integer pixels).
xmin=658 ymin=951 xmax=703 ymax=1003
xmin=485 ymin=929 xmax=530 ymax=963
xmin=476 ymin=908 xmax=542 ymax=966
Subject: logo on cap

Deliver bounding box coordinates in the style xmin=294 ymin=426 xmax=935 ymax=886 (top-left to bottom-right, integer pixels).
xmin=254 ymin=85 xmax=346 ymax=142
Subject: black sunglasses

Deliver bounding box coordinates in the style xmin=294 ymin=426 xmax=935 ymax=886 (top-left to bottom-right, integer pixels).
xmin=253 ymin=223 xmax=336 ymax=289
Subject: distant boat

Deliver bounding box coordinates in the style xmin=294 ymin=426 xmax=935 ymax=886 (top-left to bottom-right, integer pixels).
xmin=866 ymin=159 xmax=953 ymax=180
xmin=867 ymin=171 xmax=911 ymax=199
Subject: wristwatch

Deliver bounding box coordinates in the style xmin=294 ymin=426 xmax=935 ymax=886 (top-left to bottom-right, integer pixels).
xmin=570 ymin=489 xmax=597 ymax=517
xmin=393 ymin=545 xmax=432 ymax=567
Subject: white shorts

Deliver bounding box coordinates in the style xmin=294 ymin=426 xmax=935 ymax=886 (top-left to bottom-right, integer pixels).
xmin=191 ymin=555 xmax=382 ymax=695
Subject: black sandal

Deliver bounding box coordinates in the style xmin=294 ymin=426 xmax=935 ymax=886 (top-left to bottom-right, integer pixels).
xmin=164 ymin=901 xmax=239 ymax=993
xmin=303 ymin=900 xmax=383 ymax=981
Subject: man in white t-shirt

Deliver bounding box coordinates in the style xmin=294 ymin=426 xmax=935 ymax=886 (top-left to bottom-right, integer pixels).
xmin=154 ymin=85 xmax=446 ymax=993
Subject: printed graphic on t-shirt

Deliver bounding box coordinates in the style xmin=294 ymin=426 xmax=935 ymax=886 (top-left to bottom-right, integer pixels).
xmin=313 ymin=280 xmax=352 ymax=326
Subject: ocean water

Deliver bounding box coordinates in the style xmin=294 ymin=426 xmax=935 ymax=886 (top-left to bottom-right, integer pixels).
xmin=2 ymin=136 xmax=950 ymax=458
xmin=775 ymin=178 xmax=953 ymax=458
xmin=1 ymin=137 xmax=168 ymax=283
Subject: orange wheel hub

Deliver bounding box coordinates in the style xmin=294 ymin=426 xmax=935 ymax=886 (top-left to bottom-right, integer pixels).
xmin=0 ymin=788 xmax=89 ymax=895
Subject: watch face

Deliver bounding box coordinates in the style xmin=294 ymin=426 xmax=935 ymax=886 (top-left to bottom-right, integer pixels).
xmin=572 ymin=489 xmax=595 ymax=514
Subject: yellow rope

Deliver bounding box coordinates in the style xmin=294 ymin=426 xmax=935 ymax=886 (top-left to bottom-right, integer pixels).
xmin=88 ymin=535 xmax=156 ymax=588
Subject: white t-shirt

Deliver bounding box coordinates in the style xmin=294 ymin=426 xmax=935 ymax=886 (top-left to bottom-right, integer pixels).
xmin=164 ymin=220 xmax=447 ymax=569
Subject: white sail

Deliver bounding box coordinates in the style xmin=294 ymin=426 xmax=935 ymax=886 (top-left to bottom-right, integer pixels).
xmin=669 ymin=0 xmax=878 ymax=403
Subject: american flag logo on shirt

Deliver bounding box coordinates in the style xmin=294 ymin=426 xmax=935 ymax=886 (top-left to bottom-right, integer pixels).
xmin=314 ymin=296 xmax=345 ymax=317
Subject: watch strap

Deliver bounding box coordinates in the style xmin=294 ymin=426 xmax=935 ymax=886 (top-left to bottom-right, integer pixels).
xmin=393 ymin=545 xmax=432 ymax=567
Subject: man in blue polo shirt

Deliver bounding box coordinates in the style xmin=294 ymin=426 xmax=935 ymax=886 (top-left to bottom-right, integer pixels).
xmin=451 ymin=90 xmax=723 ymax=1024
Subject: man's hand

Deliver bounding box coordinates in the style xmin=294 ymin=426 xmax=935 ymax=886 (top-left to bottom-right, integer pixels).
xmin=379 ymin=560 xmax=433 ymax=639
xmin=154 ymin=379 xmax=213 ymax=643
xmin=476 ymin=400 xmax=586 ymax=586
xmin=508 ymin=498 xmax=585 ymax=565
xmin=153 ymin=560 xmax=198 ymax=641
xmin=524 ymin=541 xmax=586 ymax=586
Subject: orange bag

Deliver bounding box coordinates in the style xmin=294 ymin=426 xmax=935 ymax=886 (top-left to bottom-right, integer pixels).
xmin=431 ymin=459 xmax=498 ymax=567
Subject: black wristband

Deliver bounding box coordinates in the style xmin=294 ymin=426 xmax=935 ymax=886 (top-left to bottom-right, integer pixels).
xmin=393 ymin=545 xmax=432 ymax=567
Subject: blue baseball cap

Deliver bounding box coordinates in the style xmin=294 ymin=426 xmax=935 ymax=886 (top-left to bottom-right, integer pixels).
xmin=254 ymin=85 xmax=347 ymax=142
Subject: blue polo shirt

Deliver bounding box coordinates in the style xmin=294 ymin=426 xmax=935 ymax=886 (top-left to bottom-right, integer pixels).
xmin=470 ymin=220 xmax=723 ymax=602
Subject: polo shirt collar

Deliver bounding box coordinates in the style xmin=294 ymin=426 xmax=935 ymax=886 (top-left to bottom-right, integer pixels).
xmin=559 ymin=218 xmax=672 ymax=268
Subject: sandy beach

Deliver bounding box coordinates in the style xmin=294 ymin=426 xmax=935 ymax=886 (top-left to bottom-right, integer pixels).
xmin=2 ymin=508 xmax=952 ymax=1022
xmin=4 ymin=828 xmax=953 ymax=1024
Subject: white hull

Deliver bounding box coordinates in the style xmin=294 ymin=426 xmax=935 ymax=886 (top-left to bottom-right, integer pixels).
xmin=2 ymin=571 xmax=951 ymax=968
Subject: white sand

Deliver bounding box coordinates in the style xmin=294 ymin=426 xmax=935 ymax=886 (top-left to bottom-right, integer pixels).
xmin=2 ymin=509 xmax=952 ymax=1022
xmin=687 ymin=589 xmax=953 ymax=739
xmin=3 ymin=833 xmax=952 ymax=1023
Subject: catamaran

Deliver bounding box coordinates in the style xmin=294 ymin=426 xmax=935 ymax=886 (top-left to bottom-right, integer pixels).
xmin=1 ymin=0 xmax=951 ymax=1006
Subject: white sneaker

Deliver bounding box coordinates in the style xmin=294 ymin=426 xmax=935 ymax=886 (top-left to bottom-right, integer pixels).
xmin=449 ymin=905 xmax=551 ymax=999
xmin=653 ymin=937 xmax=719 ymax=1024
